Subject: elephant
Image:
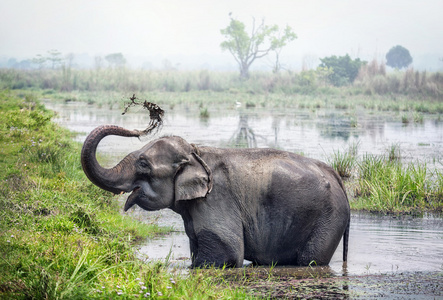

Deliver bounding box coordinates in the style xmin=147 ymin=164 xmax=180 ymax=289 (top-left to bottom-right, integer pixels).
xmin=81 ymin=125 xmax=350 ymax=268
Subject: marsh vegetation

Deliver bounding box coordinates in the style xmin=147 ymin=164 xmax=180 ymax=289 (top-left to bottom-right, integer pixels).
xmin=329 ymin=143 xmax=443 ymax=213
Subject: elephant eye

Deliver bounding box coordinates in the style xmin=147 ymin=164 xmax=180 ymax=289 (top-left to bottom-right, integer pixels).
xmin=138 ymin=159 xmax=151 ymax=171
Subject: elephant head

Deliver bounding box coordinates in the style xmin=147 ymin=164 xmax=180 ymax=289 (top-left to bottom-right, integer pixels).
xmin=81 ymin=125 xmax=213 ymax=212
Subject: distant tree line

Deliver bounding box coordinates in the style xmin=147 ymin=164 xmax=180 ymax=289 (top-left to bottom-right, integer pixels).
xmin=1 ymin=50 xmax=127 ymax=70
xmin=0 ymin=13 xmax=435 ymax=89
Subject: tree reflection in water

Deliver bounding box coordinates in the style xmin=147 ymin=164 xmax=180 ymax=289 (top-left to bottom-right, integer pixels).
xmin=229 ymin=115 xmax=258 ymax=148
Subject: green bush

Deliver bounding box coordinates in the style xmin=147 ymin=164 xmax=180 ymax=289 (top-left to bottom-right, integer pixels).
xmin=319 ymin=54 xmax=366 ymax=86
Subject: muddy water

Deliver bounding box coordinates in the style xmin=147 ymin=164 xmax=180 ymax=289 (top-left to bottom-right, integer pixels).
xmin=45 ymin=101 xmax=443 ymax=277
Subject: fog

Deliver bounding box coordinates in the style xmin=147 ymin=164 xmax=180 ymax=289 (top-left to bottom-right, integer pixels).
xmin=1 ymin=0 xmax=442 ymax=70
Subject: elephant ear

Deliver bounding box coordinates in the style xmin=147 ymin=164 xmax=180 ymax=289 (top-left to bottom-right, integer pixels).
xmin=175 ymin=152 xmax=213 ymax=201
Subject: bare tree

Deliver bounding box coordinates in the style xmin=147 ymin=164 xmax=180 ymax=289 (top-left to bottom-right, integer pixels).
xmin=220 ymin=16 xmax=296 ymax=78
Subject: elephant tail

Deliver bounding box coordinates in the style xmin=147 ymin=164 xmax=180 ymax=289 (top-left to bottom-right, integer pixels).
xmin=343 ymin=216 xmax=350 ymax=262
xmin=328 ymin=164 xmax=350 ymax=262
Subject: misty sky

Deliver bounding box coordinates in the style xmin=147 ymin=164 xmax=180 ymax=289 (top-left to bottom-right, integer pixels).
xmin=1 ymin=0 xmax=442 ymax=68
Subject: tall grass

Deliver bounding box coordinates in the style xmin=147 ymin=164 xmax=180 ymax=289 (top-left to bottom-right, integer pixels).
xmin=355 ymin=59 xmax=443 ymax=99
xmin=328 ymin=142 xmax=359 ymax=178
xmin=328 ymin=139 xmax=443 ymax=213
xmin=352 ymin=154 xmax=443 ymax=213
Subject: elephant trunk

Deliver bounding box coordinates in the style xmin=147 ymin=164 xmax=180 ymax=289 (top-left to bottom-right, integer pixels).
xmin=81 ymin=125 xmax=141 ymax=194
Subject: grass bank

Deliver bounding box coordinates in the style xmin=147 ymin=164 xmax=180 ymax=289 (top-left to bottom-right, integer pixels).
xmin=0 ymin=90 xmax=250 ymax=299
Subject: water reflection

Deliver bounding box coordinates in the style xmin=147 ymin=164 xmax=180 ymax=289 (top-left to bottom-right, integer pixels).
xmin=229 ymin=115 xmax=258 ymax=148
xmin=318 ymin=113 xmax=358 ymax=141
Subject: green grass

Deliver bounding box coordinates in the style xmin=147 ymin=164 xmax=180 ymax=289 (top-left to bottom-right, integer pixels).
xmin=0 ymin=90 xmax=251 ymax=299
xmin=199 ymin=107 xmax=210 ymax=119
xmin=350 ymin=154 xmax=443 ymax=213
xmin=327 ymin=141 xmax=443 ymax=213
xmin=328 ymin=142 xmax=359 ymax=178
xmin=386 ymin=143 xmax=401 ymax=162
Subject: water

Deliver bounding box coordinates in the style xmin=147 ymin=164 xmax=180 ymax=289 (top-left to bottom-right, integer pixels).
xmin=128 ymin=208 xmax=443 ymax=275
xmin=45 ymin=100 xmax=443 ymax=276
xmin=46 ymin=101 xmax=443 ymax=166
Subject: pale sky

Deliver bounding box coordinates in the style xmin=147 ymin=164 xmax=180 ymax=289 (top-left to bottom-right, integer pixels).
xmin=1 ymin=0 xmax=442 ymax=69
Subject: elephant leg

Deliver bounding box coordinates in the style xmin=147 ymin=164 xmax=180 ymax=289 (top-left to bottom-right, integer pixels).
xmin=297 ymin=221 xmax=345 ymax=266
xmin=189 ymin=238 xmax=199 ymax=266
xmin=192 ymin=229 xmax=244 ymax=268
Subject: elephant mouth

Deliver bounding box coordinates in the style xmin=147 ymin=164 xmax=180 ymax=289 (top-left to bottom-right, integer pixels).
xmin=124 ymin=186 xmax=142 ymax=211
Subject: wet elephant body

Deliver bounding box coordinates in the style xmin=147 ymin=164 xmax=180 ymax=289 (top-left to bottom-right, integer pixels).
xmin=81 ymin=125 xmax=350 ymax=268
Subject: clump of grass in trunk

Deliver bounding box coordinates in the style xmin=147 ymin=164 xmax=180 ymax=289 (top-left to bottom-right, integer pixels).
xmin=122 ymin=94 xmax=164 ymax=135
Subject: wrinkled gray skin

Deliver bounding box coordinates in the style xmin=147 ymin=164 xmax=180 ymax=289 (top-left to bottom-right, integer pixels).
xmin=81 ymin=125 xmax=350 ymax=268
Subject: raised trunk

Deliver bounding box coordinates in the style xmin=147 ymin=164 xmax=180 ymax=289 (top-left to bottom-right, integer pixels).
xmin=81 ymin=125 xmax=141 ymax=194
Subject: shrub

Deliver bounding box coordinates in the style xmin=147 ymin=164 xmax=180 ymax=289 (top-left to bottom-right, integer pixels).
xmin=319 ymin=54 xmax=366 ymax=86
